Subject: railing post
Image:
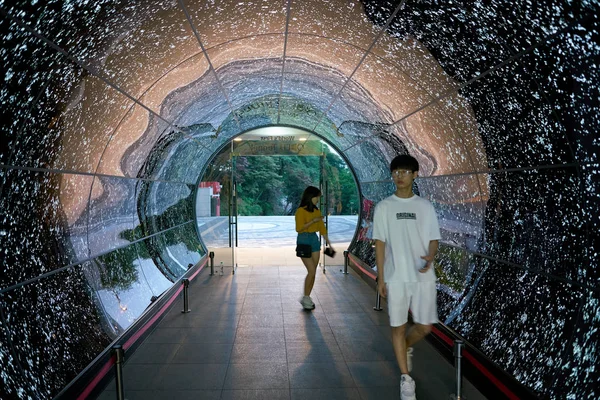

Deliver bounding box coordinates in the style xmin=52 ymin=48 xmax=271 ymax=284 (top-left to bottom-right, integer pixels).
xmin=181 ymin=278 xmax=191 ymax=313
xmin=209 ymin=251 xmax=215 ymax=275
xmin=450 ymin=340 xmax=465 ymax=400
xmin=373 ymin=278 xmax=382 ymax=311
xmin=113 ymin=345 xmax=125 ymax=400
xmin=342 ymin=250 xmax=349 ymax=274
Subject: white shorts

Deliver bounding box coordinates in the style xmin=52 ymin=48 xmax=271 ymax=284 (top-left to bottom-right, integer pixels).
xmin=386 ymin=281 xmax=438 ymax=327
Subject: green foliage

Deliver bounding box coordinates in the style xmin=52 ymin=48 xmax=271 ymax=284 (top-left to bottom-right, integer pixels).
xmin=202 ymin=146 xmax=359 ymax=216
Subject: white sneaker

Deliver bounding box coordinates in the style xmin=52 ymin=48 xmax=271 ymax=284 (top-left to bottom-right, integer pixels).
xmin=407 ymin=347 xmax=413 ymax=372
xmin=400 ymin=374 xmax=416 ymax=400
xmin=300 ymin=295 xmax=315 ymax=310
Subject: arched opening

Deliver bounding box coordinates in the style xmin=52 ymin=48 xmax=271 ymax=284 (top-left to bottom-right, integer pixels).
xmin=195 ymin=126 xmax=361 ymax=270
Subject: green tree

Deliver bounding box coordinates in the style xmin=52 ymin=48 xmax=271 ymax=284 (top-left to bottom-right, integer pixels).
xmin=236 ymin=156 xmax=285 ymax=215
xmin=201 ymin=146 xmax=358 ymax=216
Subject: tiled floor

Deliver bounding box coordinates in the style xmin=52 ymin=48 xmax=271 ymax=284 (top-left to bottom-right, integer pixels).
xmin=97 ymin=265 xmax=486 ymax=400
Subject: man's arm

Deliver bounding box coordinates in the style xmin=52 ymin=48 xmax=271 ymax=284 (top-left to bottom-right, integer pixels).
xmin=419 ymin=240 xmax=439 ymax=273
xmin=375 ymin=239 xmax=387 ymax=297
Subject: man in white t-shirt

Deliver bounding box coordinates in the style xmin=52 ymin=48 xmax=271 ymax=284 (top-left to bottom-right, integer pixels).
xmin=372 ymin=154 xmax=441 ymax=400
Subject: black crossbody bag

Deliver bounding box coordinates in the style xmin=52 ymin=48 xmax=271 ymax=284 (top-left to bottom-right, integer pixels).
xmin=295 ymin=244 xmax=312 ymax=258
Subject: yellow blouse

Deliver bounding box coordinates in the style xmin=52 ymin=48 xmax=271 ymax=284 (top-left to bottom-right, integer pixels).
xmin=295 ymin=207 xmax=327 ymax=235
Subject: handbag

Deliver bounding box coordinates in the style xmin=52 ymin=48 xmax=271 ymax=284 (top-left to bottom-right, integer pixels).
xmin=296 ymin=244 xmax=312 ymax=258
xmin=324 ymin=246 xmax=336 ymax=258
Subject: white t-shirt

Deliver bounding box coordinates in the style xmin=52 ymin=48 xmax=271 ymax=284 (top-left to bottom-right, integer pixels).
xmin=372 ymin=194 xmax=442 ymax=283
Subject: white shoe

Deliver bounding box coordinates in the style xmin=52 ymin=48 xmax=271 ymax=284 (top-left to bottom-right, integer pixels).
xmin=400 ymin=375 xmax=416 ymax=400
xmin=407 ymin=347 xmax=413 ymax=372
xmin=299 ymin=295 xmax=315 ymax=310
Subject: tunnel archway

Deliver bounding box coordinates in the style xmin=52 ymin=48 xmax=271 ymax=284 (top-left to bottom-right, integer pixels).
xmin=0 ymin=1 xmax=598 ymax=398
xmin=194 ymin=124 xmax=363 ymax=269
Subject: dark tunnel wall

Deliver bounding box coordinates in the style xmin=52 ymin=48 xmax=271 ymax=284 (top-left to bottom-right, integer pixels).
xmin=0 ymin=0 xmax=599 ymax=398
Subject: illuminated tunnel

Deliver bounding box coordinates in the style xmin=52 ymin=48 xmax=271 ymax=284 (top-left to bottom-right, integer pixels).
xmin=0 ymin=0 xmax=598 ymax=398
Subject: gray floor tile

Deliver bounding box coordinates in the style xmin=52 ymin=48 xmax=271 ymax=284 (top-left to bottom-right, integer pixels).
xmin=246 ymin=287 xmax=282 ymax=295
xmin=290 ymin=388 xmax=361 ymax=400
xmin=160 ymin=311 xmax=197 ymax=328
xmin=325 ymin=313 xmax=374 ymax=327
xmin=357 ymin=386 xmax=400 ymax=400
xmin=338 ymin=339 xmax=396 ymax=362
xmin=314 ymin=291 xmax=343 ymax=299
xmin=198 ymin=301 xmax=245 ymax=311
xmin=247 ymin=278 xmax=281 ymax=285
xmin=288 ymin=362 xmax=355 ymax=389
xmin=230 ymin=342 xmax=287 ymax=363
xmin=183 ymin=327 xmax=237 ymax=344
xmin=238 ymin=313 xmax=284 ymax=328
xmin=145 ymin=327 xmax=189 ymax=344
xmin=235 ymin=327 xmax=285 ymax=343
xmin=192 ymin=307 xmax=243 ymax=318
xmin=188 ymin=313 xmax=241 ymax=328
xmin=241 ymin=302 xmax=283 ymax=314
xmin=96 ymin=390 xmax=115 ymax=400
xmin=282 ymin=311 xmax=329 ymax=328
xmin=171 ymin=343 xmax=233 ymax=364
xmin=330 ymin=324 xmax=387 ymax=342
xmin=314 ymin=295 xmax=359 ymax=304
xmin=126 ymin=343 xmax=180 ymax=364
xmin=97 ymin=390 xmax=157 ymax=400
xmin=156 ymin=363 xmax=228 ymax=390
xmin=220 ymin=389 xmax=290 ymax=400
xmin=284 ymin=325 xmax=336 ymax=343
xmin=317 ymin=303 xmax=365 ymax=314
xmin=281 ymin=302 xmax=312 ymax=313
xmin=286 ymin=341 xmax=344 ymax=363
xmin=375 ymin=325 xmax=393 ymax=342
xmin=243 ymin=294 xmax=281 ymax=303
xmin=346 ymin=361 xmax=400 ymax=387
xmin=202 ymin=295 xmax=248 ymax=304
xmin=153 ymin=390 xmax=221 ymax=400
xmin=120 ymin=364 xmax=165 ymax=390
xmin=223 ymin=362 xmax=289 ymax=389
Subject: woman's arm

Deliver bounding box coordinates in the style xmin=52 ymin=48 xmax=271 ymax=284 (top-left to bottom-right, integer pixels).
xmin=317 ymin=213 xmax=331 ymax=245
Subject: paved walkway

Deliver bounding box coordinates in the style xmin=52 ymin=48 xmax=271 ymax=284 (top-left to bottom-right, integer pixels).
xmin=98 ymin=264 xmax=486 ymax=400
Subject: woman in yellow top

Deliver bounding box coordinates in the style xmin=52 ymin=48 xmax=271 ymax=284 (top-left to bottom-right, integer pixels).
xmin=295 ymin=186 xmax=333 ymax=310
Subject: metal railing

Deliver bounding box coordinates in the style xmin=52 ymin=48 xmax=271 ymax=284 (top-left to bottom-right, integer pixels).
xmin=113 ymin=345 xmax=125 ymax=400
xmin=450 ymin=340 xmax=465 ymax=400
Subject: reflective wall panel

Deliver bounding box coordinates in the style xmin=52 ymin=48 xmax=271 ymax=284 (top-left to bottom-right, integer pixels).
xmin=518 ymin=21 xmax=600 ymax=164
xmin=0 ymin=169 xmax=89 ymax=288
xmin=449 ymin=258 xmax=584 ymax=397
xmin=479 ymin=167 xmax=585 ymax=283
xmin=87 ymin=176 xmax=137 ymax=258
xmin=458 ymin=60 xmax=574 ymax=169
xmin=2 ymin=266 xmax=111 ymax=399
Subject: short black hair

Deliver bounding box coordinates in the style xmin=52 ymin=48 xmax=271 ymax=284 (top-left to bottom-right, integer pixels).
xmin=390 ymin=154 xmax=419 ymax=172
